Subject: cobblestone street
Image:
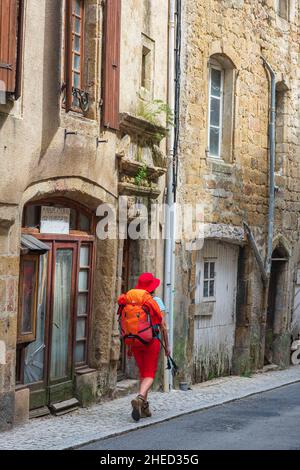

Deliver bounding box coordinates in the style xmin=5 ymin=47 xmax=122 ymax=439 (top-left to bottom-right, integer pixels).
xmin=0 ymin=366 xmax=299 ymax=450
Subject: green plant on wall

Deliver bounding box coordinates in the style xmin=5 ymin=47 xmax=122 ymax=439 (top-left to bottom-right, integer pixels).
xmin=134 ymin=163 xmax=148 ymax=186
xmin=136 ymin=94 xmax=174 ymax=129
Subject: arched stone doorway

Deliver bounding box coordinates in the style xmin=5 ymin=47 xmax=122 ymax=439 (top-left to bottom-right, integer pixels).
xmin=16 ymin=197 xmax=96 ymax=410
xmin=265 ymin=244 xmax=289 ymax=366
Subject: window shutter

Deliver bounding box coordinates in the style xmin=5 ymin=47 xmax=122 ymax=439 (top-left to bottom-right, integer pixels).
xmin=0 ymin=0 xmax=18 ymax=94
xmin=65 ymin=0 xmax=73 ymax=112
xmin=103 ymin=0 xmax=121 ymax=130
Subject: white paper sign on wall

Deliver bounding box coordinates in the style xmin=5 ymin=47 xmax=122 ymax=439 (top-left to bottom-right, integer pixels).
xmin=40 ymin=207 xmax=70 ymax=234
xmin=297 ymin=269 xmax=300 ymax=285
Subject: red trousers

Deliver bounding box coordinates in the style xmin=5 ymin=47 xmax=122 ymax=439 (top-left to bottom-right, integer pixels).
xmin=131 ymin=339 xmax=161 ymax=379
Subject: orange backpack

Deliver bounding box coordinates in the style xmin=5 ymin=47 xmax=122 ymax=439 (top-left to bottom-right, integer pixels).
xmin=118 ymin=289 xmax=157 ymax=346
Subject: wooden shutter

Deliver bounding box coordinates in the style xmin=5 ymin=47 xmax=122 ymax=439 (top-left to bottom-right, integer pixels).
xmin=0 ymin=0 xmax=18 ymax=93
xmin=65 ymin=0 xmax=73 ymax=111
xmin=103 ymin=0 xmax=121 ymax=130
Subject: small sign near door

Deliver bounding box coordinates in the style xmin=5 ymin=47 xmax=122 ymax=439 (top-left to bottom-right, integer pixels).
xmin=40 ymin=207 xmax=70 ymax=234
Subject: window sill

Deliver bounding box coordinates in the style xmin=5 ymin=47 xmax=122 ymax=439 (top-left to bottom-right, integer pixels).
xmin=206 ymin=157 xmax=233 ymax=175
xmin=61 ymin=108 xmax=97 ymax=126
xmin=189 ymin=303 xmax=215 ymax=316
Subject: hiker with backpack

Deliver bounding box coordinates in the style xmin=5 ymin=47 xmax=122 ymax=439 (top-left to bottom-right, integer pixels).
xmin=117 ymin=272 xmax=171 ymax=422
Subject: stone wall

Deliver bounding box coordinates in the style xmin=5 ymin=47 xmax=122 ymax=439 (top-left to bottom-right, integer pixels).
xmin=0 ymin=0 xmax=169 ymax=430
xmin=175 ymin=0 xmax=300 ymax=380
xmin=0 ymin=209 xmax=19 ymax=430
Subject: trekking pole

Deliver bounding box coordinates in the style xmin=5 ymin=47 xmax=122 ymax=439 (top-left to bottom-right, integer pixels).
xmin=156 ymin=336 xmax=179 ymax=377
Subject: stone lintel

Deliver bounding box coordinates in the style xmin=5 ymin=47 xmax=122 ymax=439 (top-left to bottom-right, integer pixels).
xmin=119 ymin=112 xmax=167 ymax=144
xmin=203 ymin=223 xmax=246 ymax=245
xmin=117 ymin=155 xmax=166 ymax=181
xmin=118 ymin=182 xmax=161 ymax=199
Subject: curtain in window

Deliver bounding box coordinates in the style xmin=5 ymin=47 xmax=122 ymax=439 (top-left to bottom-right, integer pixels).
xmin=50 ymin=249 xmax=73 ymax=380
xmin=24 ymin=254 xmax=48 ymax=384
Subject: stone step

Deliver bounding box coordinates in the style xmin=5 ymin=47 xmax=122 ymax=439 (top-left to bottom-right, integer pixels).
xmin=260 ymin=364 xmax=280 ymax=373
xmin=49 ymin=398 xmax=80 ymax=416
xmin=111 ymin=379 xmax=139 ymax=399
xmin=29 ymin=406 xmax=51 ymax=419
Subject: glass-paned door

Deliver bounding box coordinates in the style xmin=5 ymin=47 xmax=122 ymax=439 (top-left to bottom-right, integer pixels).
xmin=48 ymin=243 xmax=77 ymax=403
xmin=50 ymin=248 xmax=73 ymax=380
xmin=24 ymin=253 xmax=48 ymax=385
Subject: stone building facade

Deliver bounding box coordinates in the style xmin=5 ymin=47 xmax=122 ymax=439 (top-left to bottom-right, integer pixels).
xmin=0 ymin=0 xmax=168 ymax=431
xmin=174 ymin=0 xmax=300 ymax=384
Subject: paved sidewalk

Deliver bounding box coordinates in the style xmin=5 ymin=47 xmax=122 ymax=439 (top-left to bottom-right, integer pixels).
xmin=0 ymin=366 xmax=299 ymax=450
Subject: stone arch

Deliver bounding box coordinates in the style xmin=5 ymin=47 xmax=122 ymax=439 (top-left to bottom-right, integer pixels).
xmin=264 ymin=234 xmax=291 ymax=367
xmin=18 ymin=176 xmax=119 ymax=398
xmin=209 ymin=52 xmax=237 ymax=71
xmin=20 ymin=176 xmax=117 ymax=217
xmin=208 ymin=40 xmax=241 ymax=70
xmin=272 ymin=234 xmax=291 ymax=259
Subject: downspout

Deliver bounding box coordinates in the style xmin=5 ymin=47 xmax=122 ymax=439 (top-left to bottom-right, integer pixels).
xmin=243 ymin=58 xmax=276 ymax=367
xmin=262 ymin=57 xmax=276 ymax=277
xmin=164 ymin=0 xmax=176 ymax=392
xmin=261 ymin=58 xmax=276 ymax=363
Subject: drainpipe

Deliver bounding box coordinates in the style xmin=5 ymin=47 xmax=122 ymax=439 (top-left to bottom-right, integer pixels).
xmin=262 ymin=57 xmax=276 ymax=277
xmin=163 ymin=0 xmax=176 ymax=392
xmin=261 ymin=58 xmax=276 ymax=361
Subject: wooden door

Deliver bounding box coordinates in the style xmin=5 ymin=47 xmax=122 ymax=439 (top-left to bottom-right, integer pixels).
xmin=194 ymin=241 xmax=238 ymax=381
xmin=48 ymin=242 xmax=78 ymax=404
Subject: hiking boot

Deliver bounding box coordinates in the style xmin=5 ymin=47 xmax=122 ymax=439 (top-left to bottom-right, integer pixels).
xmin=131 ymin=395 xmax=144 ymax=422
xmin=141 ymin=401 xmax=152 ymax=418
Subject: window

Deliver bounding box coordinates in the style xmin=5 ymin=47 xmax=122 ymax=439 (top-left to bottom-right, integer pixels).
xmin=208 ymin=66 xmax=224 ymax=158
xmin=64 ymin=0 xmax=89 ymax=112
xmin=0 ymin=0 xmax=24 ymax=101
xmin=141 ymin=46 xmax=151 ymax=90
xmin=277 ymin=0 xmax=289 ymax=19
xmin=139 ymin=34 xmax=155 ymax=101
xmin=102 ymin=0 xmax=121 ymax=130
xmin=207 ymin=54 xmax=236 ymax=162
xmin=17 ymin=255 xmax=39 ymax=344
xmin=72 ymin=0 xmax=84 ymax=93
xmin=203 ymin=260 xmax=216 ymax=300
xmin=23 ymin=201 xmax=92 ymax=233
xmin=75 ymin=244 xmax=92 ymax=365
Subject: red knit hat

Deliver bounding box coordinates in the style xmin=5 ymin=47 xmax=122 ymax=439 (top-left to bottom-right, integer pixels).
xmin=135 ymin=272 xmax=160 ymax=293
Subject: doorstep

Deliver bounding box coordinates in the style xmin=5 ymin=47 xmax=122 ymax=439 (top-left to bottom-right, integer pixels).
xmin=111 ymin=379 xmax=139 ymax=399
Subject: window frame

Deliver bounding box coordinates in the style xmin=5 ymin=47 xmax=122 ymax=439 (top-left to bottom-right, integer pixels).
xmin=202 ymin=259 xmax=216 ymax=302
xmin=208 ymin=64 xmax=224 ymax=159
xmin=277 ymin=0 xmax=290 ymax=20
xmin=17 ymin=254 xmax=39 ymax=344
xmin=75 ymin=242 xmax=94 ymax=367
xmin=71 ymin=0 xmax=85 ymax=92
xmin=64 ymin=0 xmax=85 ymax=113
